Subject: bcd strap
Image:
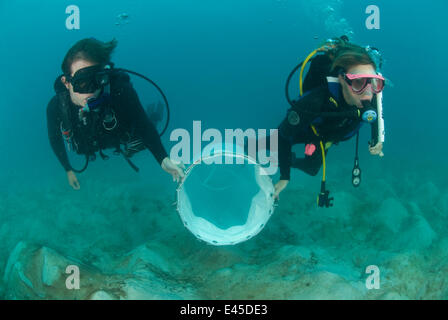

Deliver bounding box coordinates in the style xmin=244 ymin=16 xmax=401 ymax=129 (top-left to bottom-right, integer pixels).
xmin=326 ymin=76 xmax=341 ymax=102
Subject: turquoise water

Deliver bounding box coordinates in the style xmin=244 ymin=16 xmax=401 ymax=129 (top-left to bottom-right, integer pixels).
xmin=0 ymin=0 xmax=447 ymax=299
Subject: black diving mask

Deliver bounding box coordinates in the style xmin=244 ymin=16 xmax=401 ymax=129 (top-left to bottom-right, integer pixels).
xmin=66 ymin=64 xmax=111 ymax=93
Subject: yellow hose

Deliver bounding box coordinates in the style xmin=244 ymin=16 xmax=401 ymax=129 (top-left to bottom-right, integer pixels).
xmin=319 ymin=141 xmax=326 ymax=182
xmin=301 ymin=42 xmax=339 ymax=203
xmin=299 ymin=49 xmax=318 ymax=97
xmin=311 ymin=125 xmax=327 ymax=183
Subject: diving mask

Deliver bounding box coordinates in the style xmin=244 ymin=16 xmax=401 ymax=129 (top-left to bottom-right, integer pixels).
xmin=66 ymin=64 xmax=111 ymax=93
xmin=343 ymin=73 xmax=385 ymax=95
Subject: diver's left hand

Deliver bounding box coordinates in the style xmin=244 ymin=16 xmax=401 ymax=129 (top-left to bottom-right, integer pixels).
xmin=161 ymin=157 xmax=185 ymax=183
xmin=369 ymin=142 xmax=384 ymax=157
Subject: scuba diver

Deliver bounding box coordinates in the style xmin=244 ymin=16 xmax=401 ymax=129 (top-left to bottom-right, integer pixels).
xmin=46 ymin=38 xmax=184 ymax=190
xmin=273 ymin=36 xmax=386 ymax=206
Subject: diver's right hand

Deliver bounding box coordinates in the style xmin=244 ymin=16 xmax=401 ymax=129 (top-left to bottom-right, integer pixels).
xmin=67 ymin=170 xmax=80 ymax=190
xmin=273 ymin=180 xmax=289 ymax=201
xmin=161 ymin=157 xmax=185 ymax=184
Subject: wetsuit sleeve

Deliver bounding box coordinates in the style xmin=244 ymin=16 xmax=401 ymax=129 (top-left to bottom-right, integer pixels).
xmin=115 ymin=81 xmax=168 ymax=164
xmin=46 ymin=96 xmax=72 ymax=172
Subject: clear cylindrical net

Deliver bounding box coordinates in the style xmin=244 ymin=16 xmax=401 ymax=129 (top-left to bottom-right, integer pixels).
xmin=176 ymin=147 xmax=275 ymax=246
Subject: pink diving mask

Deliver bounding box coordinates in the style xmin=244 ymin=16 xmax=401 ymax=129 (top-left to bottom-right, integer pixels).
xmin=343 ymin=73 xmax=385 ymax=94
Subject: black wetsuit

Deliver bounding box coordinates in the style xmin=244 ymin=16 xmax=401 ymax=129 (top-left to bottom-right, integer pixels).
xmin=47 ymin=71 xmax=168 ymax=172
xmin=278 ymin=85 xmax=379 ymax=180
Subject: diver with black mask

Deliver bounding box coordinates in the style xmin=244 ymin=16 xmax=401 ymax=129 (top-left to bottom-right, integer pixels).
xmin=46 ymin=38 xmax=184 ymax=190
xmin=273 ymin=37 xmax=386 ymax=206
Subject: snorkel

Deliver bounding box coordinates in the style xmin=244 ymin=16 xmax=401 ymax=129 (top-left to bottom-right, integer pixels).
xmin=364 ymin=45 xmax=385 ymax=143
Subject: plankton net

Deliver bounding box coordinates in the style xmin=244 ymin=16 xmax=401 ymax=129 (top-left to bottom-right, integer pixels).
xmin=176 ymin=144 xmax=275 ymax=246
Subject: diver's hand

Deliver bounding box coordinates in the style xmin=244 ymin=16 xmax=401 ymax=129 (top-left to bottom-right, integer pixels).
xmin=67 ymin=170 xmax=80 ymax=190
xmin=273 ymin=180 xmax=289 ymax=201
xmin=161 ymin=157 xmax=185 ymax=183
xmin=369 ymin=142 xmax=384 ymax=157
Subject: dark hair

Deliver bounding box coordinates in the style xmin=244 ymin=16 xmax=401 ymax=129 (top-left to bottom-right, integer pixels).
xmin=330 ymin=43 xmax=376 ymax=73
xmin=61 ymin=38 xmax=118 ymax=75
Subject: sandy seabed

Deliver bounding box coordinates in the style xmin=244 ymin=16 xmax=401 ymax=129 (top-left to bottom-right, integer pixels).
xmin=1 ymin=158 xmax=447 ymax=299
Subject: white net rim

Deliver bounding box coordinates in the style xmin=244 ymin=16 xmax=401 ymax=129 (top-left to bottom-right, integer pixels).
xmin=176 ymin=151 xmax=275 ymax=246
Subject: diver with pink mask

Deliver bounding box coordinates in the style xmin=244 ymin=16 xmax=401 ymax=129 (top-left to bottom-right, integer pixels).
xmin=274 ymin=37 xmax=386 ymax=207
